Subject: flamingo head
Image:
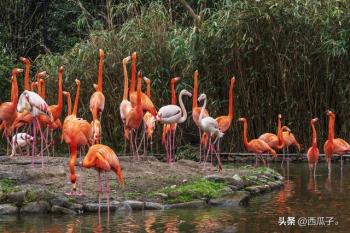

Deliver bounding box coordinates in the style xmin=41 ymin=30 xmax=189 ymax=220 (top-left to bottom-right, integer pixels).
xmin=99 ymin=49 xmax=105 ymax=59
xmin=143 ymin=76 xmax=150 ymax=84
xmin=238 ymin=117 xmax=246 ymax=122
xmin=93 ymin=83 xmax=98 ymax=91
xmin=278 ymin=114 xmax=282 ymax=119
xmin=198 ymin=93 xmax=206 ymax=102
xmin=91 ymin=120 xmax=101 ymax=143
xmin=181 ymin=89 xmax=192 ymax=98
xmin=37 ymin=71 xmax=47 ymax=79
xmin=231 ymin=76 xmax=236 ymax=83
xmin=132 ymin=51 xmax=137 ymax=61
xmin=123 ymin=56 xmax=131 ymax=64
xmin=19 ymin=57 xmax=30 ymax=65
xmin=326 ymin=110 xmax=335 ymax=118
xmin=75 ymin=79 xmax=80 ymax=86
xmin=63 ymin=91 xmax=70 ymax=97
xmin=311 ymin=118 xmax=319 ymax=124
xmin=59 ymin=66 xmax=64 ymax=73
xmin=171 ymin=77 xmax=181 ymax=84
xmin=12 ymin=68 xmax=24 ymax=76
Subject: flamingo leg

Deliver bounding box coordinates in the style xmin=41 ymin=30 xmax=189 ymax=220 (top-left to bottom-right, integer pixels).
xmin=314 ymin=162 xmax=317 ymax=177
xmin=204 ymin=136 xmax=211 ymax=171
xmin=32 ymin=121 xmax=36 ymax=167
xmin=164 ymin=129 xmax=169 ymax=164
xmin=18 ymin=144 xmax=23 ymax=157
xmin=199 ymin=128 xmax=202 ymax=163
xmin=255 ymin=154 xmax=258 ymax=167
xmin=26 ymin=143 xmax=30 ymax=157
xmin=106 ymin=172 xmax=110 ymax=219
xmin=211 ymin=146 xmax=222 ymax=173
xmin=169 ymin=129 xmax=172 ymax=165
xmin=98 ymin=171 xmax=102 ymax=218
xmin=172 ymin=128 xmax=176 ymax=162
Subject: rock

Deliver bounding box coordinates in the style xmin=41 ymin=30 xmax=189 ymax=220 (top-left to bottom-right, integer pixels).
xmin=154 ymin=193 xmax=168 ymax=198
xmin=69 ymin=204 xmax=83 ymax=213
xmin=168 ymin=191 xmax=181 ymax=198
xmin=20 ymin=201 xmax=51 ymax=214
xmin=0 ymin=204 xmax=18 ymax=215
xmin=245 ymin=186 xmax=260 ymax=194
xmin=124 ymin=200 xmax=144 ymax=210
xmin=117 ymin=202 xmax=132 ymax=212
xmin=21 ymin=166 xmax=66 ymax=182
xmin=165 ymin=200 xmax=206 ymax=209
xmin=209 ymin=191 xmax=250 ymax=207
xmin=51 ymin=205 xmax=77 ymax=215
xmin=144 ymin=202 xmax=164 ymax=210
xmin=204 ymin=174 xmax=226 ymax=183
xmin=50 ymin=196 xmax=72 ymax=208
xmin=83 ymin=203 xmax=118 ymax=212
xmin=6 ymin=191 xmax=26 ymax=206
xmin=170 ymin=185 xmax=176 ymax=189
xmin=221 ymin=187 xmax=234 ymax=195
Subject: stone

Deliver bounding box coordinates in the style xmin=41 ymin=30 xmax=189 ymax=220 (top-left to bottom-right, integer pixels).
xmin=165 ymin=200 xmax=206 ymax=209
xmin=51 ymin=205 xmax=77 ymax=215
xmin=124 ymin=200 xmax=144 ymax=210
xmin=154 ymin=193 xmax=168 ymax=198
xmin=83 ymin=203 xmax=117 ymax=212
xmin=50 ymin=196 xmax=72 ymax=208
xmin=69 ymin=204 xmax=84 ymax=213
xmin=6 ymin=191 xmax=26 ymax=206
xmin=0 ymin=204 xmax=18 ymax=215
xmin=209 ymin=191 xmax=250 ymax=207
xmin=245 ymin=186 xmax=260 ymax=194
xmin=144 ymin=202 xmax=164 ymax=210
xmin=20 ymin=201 xmax=51 ymax=214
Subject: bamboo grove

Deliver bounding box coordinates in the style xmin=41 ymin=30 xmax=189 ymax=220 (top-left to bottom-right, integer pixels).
xmin=1 ymin=0 xmax=350 ymax=156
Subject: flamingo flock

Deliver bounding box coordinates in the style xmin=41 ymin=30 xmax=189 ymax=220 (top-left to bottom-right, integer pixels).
xmin=1 ymin=50 xmax=349 ymax=213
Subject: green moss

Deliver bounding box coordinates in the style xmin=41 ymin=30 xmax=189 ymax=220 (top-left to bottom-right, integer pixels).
xmin=0 ymin=178 xmax=20 ymax=194
xmin=160 ymin=180 xmax=227 ymax=204
xmin=24 ymin=191 xmax=37 ymax=204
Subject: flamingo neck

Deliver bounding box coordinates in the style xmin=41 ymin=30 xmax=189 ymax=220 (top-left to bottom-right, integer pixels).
xmin=198 ymin=96 xmax=206 ymax=125
xmin=192 ymin=70 xmax=198 ymax=109
xmin=276 ymin=118 xmax=285 ymax=149
xmin=12 ymin=74 xmax=19 ymax=105
xmin=171 ymin=82 xmax=176 ymax=105
xmin=146 ymin=81 xmax=151 ymax=99
xmin=31 ymin=82 xmax=36 ymax=92
xmin=122 ymin=60 xmax=129 ymax=100
xmin=41 ymin=81 xmax=46 ymax=100
xmin=97 ymin=53 xmax=104 ymax=92
xmin=57 ymin=71 xmax=63 ymax=113
xmin=37 ymin=78 xmax=42 ymax=98
xmin=24 ymin=63 xmax=30 ymax=91
xmin=311 ymin=121 xmax=317 ymax=148
xmin=137 ymin=73 xmax=141 ymax=107
xmin=73 ymin=84 xmax=80 ymax=116
xmin=130 ymin=54 xmax=137 ymax=94
xmin=177 ymin=92 xmax=188 ymax=123
xmin=242 ymin=120 xmax=249 ymax=148
xmin=328 ymin=116 xmax=335 ymax=142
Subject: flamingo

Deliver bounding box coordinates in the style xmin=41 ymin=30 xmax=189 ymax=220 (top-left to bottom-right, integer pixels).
xmin=120 ymin=56 xmax=132 ymax=154
xmin=125 ymin=71 xmax=144 ymax=159
xmin=197 ymin=94 xmax=223 ymax=171
xmin=258 ymin=114 xmax=291 ymax=163
xmin=202 ymin=77 xmax=236 ymax=152
xmin=62 ymin=79 xmax=93 ymax=195
xmin=0 ymin=68 xmax=23 ymax=153
xmin=17 ymin=88 xmax=52 ymax=167
xmin=282 ymin=129 xmax=301 ymax=162
xmin=238 ymin=117 xmax=277 ymax=166
xmin=162 ymin=77 xmax=180 ymax=158
xmin=19 ymin=57 xmax=31 ymax=91
xmin=324 ymin=110 xmax=350 ymax=175
xmin=10 ymin=133 xmax=33 ymax=157
xmin=191 ymin=70 xmax=209 ymax=162
xmin=129 ymin=52 xmax=157 ymax=116
xmin=156 ymin=89 xmax=192 ymax=165
xmin=90 ymin=49 xmax=105 ymax=144
xmin=142 ymin=76 xmax=156 ymax=154
xmin=82 ymin=144 xmax=124 ymax=217
xmin=307 ymin=118 xmax=319 ymax=176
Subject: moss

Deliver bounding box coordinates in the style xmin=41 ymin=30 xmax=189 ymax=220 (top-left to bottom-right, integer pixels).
xmin=0 ymin=178 xmax=20 ymax=194
xmin=24 ymin=191 xmax=37 ymax=204
xmin=160 ymin=180 xmax=227 ymax=204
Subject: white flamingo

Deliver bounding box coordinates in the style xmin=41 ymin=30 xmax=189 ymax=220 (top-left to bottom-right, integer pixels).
xmin=17 ymin=90 xmax=51 ymax=167
xmin=156 ymin=89 xmax=192 ymax=164
xmin=197 ymin=93 xmax=224 ymax=172
xmin=10 ymin=133 xmax=33 ymax=157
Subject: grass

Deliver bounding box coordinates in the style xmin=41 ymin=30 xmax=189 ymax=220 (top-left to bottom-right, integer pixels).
xmin=160 ymin=180 xmax=227 ymax=204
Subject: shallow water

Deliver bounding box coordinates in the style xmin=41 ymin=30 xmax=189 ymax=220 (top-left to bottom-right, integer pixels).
xmin=1 ymin=162 xmax=350 ymax=233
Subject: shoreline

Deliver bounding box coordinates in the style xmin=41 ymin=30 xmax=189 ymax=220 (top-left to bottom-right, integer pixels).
xmin=0 ymin=156 xmax=284 ymax=215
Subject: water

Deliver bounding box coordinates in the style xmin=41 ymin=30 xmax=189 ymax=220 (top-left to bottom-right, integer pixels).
xmin=1 ymin=162 xmax=350 ymax=233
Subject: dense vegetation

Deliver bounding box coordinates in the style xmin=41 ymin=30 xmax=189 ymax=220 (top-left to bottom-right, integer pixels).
xmin=1 ymin=0 xmax=350 ymax=155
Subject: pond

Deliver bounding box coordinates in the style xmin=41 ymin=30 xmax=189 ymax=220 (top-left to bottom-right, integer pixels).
xmin=1 ymin=162 xmax=349 ymax=233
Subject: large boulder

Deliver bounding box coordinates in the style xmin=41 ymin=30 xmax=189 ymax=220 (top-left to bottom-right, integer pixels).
xmin=20 ymin=201 xmax=51 ymax=214
xmin=0 ymin=204 xmax=18 ymax=215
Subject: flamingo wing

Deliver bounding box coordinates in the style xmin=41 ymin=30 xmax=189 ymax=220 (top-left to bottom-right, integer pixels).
xmin=158 ymin=105 xmax=181 ymax=123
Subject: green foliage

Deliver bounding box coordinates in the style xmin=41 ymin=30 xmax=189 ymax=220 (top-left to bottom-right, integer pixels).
xmin=161 ymin=180 xmax=227 ymax=204
xmin=0 ymin=178 xmax=19 ymax=194
xmin=24 ymin=190 xmax=37 ymax=204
